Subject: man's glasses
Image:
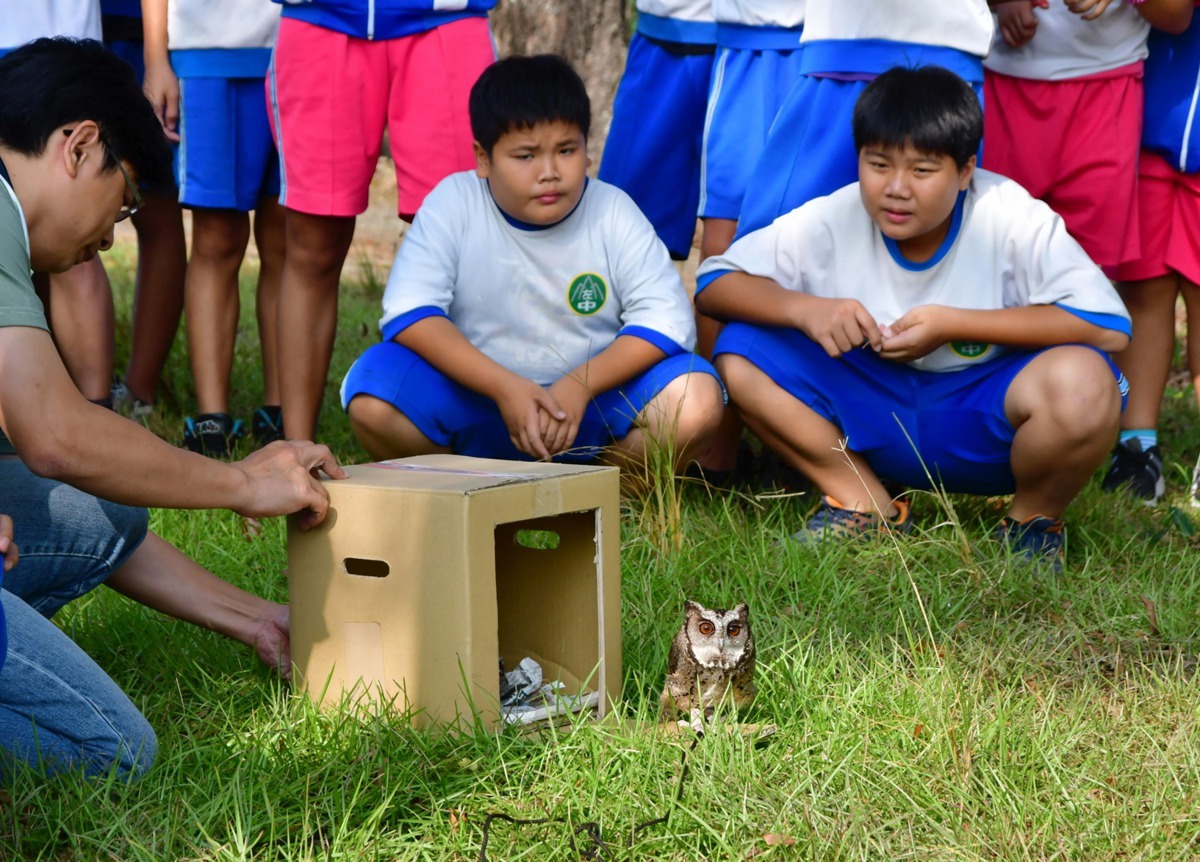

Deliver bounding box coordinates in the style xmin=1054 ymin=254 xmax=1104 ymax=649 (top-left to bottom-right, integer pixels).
xmin=62 ymin=128 xmax=142 ymax=222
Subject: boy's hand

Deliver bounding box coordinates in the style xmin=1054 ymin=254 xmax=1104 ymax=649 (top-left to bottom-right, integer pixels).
xmin=0 ymin=513 xmax=18 ymax=573
xmin=878 ymin=305 xmax=950 ymax=362
xmin=1065 ymin=0 xmax=1114 ymax=21
xmin=493 ymin=375 xmax=566 ymax=460
xmin=545 ymin=376 xmax=592 ymax=456
xmin=793 ymin=295 xmax=882 ymax=357
xmin=142 ymin=57 xmax=181 ymax=142
xmin=997 ymin=0 xmax=1041 ymax=47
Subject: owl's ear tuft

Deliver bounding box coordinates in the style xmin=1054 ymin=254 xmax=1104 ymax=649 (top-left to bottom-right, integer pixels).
xmin=684 ymin=600 xmax=704 ymax=617
xmin=734 ymin=601 xmax=749 ymax=619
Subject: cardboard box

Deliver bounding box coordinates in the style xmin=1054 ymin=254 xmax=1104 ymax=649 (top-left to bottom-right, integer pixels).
xmin=287 ymin=454 xmax=622 ymax=730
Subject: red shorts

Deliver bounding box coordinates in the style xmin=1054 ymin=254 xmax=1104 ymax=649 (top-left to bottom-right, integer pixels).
xmin=983 ymin=67 xmax=1143 ymax=270
xmin=1112 ymin=150 xmax=1200 ymax=285
xmin=267 ymin=16 xmax=495 ymax=217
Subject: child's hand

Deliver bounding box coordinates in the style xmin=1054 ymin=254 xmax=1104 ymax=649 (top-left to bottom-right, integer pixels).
xmin=0 ymin=513 xmax=18 ymax=573
xmin=494 ymin=375 xmax=566 ymax=460
xmin=545 ymin=377 xmax=592 ymax=456
xmin=997 ymin=0 xmax=1041 ymax=48
xmin=878 ymin=305 xmax=949 ymax=362
xmin=794 ymin=296 xmax=882 ymax=357
xmin=1065 ymin=0 xmax=1115 ymax=21
xmin=142 ymin=57 xmax=181 ymax=143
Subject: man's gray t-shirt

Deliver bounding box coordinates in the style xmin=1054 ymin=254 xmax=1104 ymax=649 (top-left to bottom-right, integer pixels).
xmin=0 ymin=165 xmax=51 ymax=455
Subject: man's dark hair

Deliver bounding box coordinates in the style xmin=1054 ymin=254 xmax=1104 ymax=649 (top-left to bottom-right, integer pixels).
xmin=0 ymin=37 xmax=173 ymax=190
xmin=469 ymin=54 xmax=591 ymax=155
xmin=852 ymin=66 xmax=983 ymax=169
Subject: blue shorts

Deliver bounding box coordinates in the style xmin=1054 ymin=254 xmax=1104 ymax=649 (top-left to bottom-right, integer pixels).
xmin=599 ymin=34 xmax=714 ymax=260
xmin=714 ymin=323 xmax=1126 ymax=495
xmin=699 ymin=43 xmax=805 ymax=220
xmin=106 ymin=38 xmax=145 ymax=82
xmin=737 ymin=75 xmax=986 ymax=237
xmin=341 ymin=342 xmax=722 ymax=462
xmin=177 ymin=77 xmax=280 ymax=211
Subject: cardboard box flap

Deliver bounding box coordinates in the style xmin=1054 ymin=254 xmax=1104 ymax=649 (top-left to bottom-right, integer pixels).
xmin=336 ymin=455 xmax=615 ymax=494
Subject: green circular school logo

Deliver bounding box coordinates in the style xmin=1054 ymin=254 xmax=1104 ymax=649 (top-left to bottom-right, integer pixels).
xmin=950 ymin=341 xmax=990 ymax=359
xmin=567 ymin=273 xmax=607 ymax=315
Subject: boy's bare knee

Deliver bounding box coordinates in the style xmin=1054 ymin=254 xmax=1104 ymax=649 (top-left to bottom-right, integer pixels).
xmin=1024 ymin=347 xmax=1121 ymax=438
xmin=672 ymin=373 xmax=725 ymax=442
xmin=346 ymin=395 xmax=394 ymax=437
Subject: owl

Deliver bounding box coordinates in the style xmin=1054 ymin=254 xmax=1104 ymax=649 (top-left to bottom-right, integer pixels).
xmin=659 ymin=600 xmax=756 ymax=732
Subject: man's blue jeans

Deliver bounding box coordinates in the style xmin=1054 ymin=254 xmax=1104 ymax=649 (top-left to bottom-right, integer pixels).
xmin=0 ymin=459 xmax=155 ymax=779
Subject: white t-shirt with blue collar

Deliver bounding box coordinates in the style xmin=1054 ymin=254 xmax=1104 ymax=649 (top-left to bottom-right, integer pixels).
xmin=696 ymin=168 xmax=1130 ymax=373
xmin=379 ymin=172 xmax=697 ymax=387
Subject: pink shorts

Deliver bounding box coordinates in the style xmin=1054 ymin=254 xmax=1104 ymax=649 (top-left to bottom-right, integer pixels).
xmin=267 ymin=16 xmax=495 ymax=217
xmin=983 ymin=67 xmax=1143 ymax=269
xmin=1112 ymin=150 xmax=1200 ymax=285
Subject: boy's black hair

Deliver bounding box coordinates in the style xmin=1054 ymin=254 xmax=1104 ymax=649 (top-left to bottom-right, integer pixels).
xmin=469 ymin=54 xmax=591 ymax=155
xmin=0 ymin=37 xmax=173 ymax=191
xmin=852 ymin=66 xmax=982 ymax=169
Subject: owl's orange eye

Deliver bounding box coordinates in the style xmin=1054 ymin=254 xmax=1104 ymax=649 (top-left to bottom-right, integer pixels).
xmin=698 ymin=621 xmax=716 ymax=635
xmin=727 ymin=624 xmax=741 ymax=637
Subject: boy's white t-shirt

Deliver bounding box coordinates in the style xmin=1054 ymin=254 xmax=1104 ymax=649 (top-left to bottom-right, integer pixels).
xmin=0 ymin=0 xmax=101 ymax=47
xmin=799 ymin=0 xmax=993 ymax=57
xmin=696 ymin=168 xmax=1129 ymax=373
xmin=168 ymin=0 xmax=281 ymax=51
xmin=712 ymin=0 xmax=805 ymax=29
xmin=984 ymin=1 xmax=1149 ymax=80
xmin=638 ymin=0 xmax=713 ymax=24
xmin=379 ymin=172 xmax=697 ymax=387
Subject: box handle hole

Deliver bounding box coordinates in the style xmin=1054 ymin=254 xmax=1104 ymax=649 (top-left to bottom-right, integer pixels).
xmin=343 ymin=557 xmax=390 ymax=578
xmin=514 ymin=529 xmax=560 ymax=550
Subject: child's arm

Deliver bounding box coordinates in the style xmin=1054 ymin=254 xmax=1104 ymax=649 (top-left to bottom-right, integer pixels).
xmin=394 ymin=316 xmax=566 ymax=461
xmin=992 ymin=0 xmax=1043 ymax=48
xmin=877 ymin=303 xmax=1129 ymax=362
xmin=545 ymin=337 xmax=666 ymax=456
xmin=140 ymin=0 xmax=180 ymax=141
xmin=696 ymin=271 xmax=884 ymax=356
xmin=1135 ymin=0 xmax=1193 ymax=34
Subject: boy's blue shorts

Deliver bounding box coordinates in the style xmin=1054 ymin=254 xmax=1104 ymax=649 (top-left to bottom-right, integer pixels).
xmin=341 ymin=341 xmax=722 ymax=463
xmin=699 ymin=43 xmax=805 ymax=220
xmin=737 ymin=75 xmax=986 ymax=237
xmin=714 ymin=322 xmax=1126 ymax=495
xmin=599 ymin=34 xmax=714 ymax=260
xmin=177 ymin=77 xmax=280 ymax=211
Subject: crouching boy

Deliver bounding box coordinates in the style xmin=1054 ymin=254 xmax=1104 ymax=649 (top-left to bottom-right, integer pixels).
xmin=343 ymin=55 xmax=724 ymax=483
xmin=695 ymin=66 xmax=1131 ymax=569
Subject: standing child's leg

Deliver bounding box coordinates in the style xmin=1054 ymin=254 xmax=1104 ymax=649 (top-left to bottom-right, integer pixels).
xmin=183 ymin=208 xmax=251 ymax=455
xmin=252 ymin=196 xmax=286 ymax=444
xmin=1104 ymin=274 xmax=1178 ymax=502
xmin=276 ymin=211 xmax=356 ymax=441
xmin=47 ymin=257 xmax=115 ymax=404
xmin=1182 ymin=280 xmax=1200 ymax=505
xmin=121 ymin=192 xmax=186 ymax=410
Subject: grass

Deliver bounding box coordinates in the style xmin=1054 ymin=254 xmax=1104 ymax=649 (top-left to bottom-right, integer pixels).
xmin=3 ymin=248 xmax=1200 ymax=860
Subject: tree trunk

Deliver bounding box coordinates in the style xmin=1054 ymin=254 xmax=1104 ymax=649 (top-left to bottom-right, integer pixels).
xmin=489 ymin=0 xmax=632 ymax=159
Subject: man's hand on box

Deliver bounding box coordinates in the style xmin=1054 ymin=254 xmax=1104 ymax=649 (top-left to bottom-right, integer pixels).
xmin=232 ymin=440 xmax=347 ymax=531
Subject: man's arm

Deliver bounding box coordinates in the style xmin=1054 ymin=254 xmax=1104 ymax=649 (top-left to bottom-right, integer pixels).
xmin=0 ymin=327 xmax=344 ymax=527
xmin=879 ymin=303 xmax=1130 ymax=362
xmin=394 ymin=316 xmax=566 ymax=459
xmin=696 ymin=272 xmax=883 ymax=356
xmin=105 ymin=533 xmax=292 ymax=677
